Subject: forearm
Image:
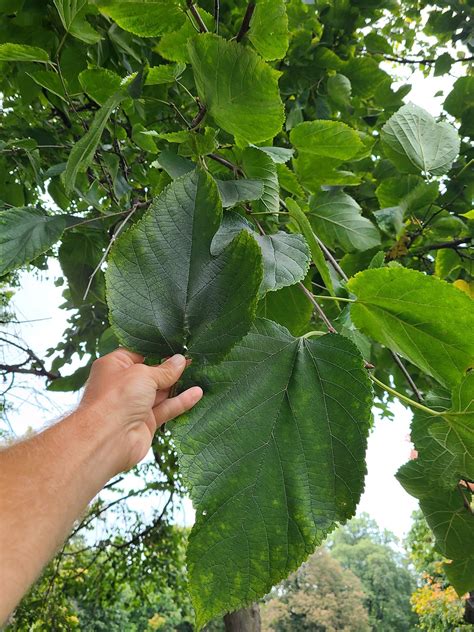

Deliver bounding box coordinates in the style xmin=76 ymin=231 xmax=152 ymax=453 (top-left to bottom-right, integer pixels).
xmin=0 ymin=408 xmax=117 ymax=622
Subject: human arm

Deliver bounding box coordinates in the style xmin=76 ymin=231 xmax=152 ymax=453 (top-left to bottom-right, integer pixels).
xmin=0 ymin=349 xmax=203 ymax=623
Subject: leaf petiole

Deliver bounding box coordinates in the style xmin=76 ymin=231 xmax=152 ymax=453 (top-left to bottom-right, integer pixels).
xmin=370 ymin=374 xmax=441 ymax=416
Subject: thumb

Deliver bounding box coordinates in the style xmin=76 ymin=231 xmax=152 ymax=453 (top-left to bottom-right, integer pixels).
xmin=148 ymin=354 xmax=187 ymax=389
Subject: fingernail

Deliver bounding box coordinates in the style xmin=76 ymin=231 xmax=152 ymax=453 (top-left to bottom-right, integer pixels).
xmin=167 ymin=354 xmax=186 ymax=367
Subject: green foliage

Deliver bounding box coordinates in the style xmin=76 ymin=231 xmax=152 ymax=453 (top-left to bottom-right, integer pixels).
xmin=1 ymin=0 xmax=473 ymax=626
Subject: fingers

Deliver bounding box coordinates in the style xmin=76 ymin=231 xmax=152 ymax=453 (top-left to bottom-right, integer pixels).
xmin=147 ymin=354 xmax=187 ymax=389
xmin=153 ymin=386 xmax=203 ymax=427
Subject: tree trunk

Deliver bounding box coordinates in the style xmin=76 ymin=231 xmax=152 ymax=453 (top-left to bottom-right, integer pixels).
xmin=224 ymin=604 xmax=261 ymax=631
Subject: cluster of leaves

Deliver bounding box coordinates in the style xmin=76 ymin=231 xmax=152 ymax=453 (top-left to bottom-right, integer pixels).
xmin=406 ymin=510 xmax=473 ymax=631
xmin=0 ymin=0 xmax=473 ymax=627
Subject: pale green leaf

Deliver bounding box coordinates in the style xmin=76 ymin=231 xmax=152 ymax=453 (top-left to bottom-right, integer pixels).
xmin=146 ymin=63 xmax=186 ymax=85
xmin=290 ymin=120 xmax=363 ymax=160
xmin=53 ymin=0 xmax=101 ymax=44
xmin=381 ymin=103 xmax=460 ymax=176
xmin=188 ymin=34 xmax=284 ymax=144
xmin=106 ymin=170 xmax=262 ymax=363
xmin=308 ymin=190 xmax=381 ymax=253
xmin=348 ymin=267 xmax=474 ymax=388
xmin=0 ymin=43 xmax=49 ymax=62
xmin=327 ymin=74 xmax=351 ymax=107
xmin=215 ymin=179 xmax=264 ymax=209
xmin=255 ymin=146 xmax=294 ymax=164
xmin=242 ymin=146 xmax=279 ymax=216
xmin=172 ymin=318 xmax=372 ymax=628
xmin=98 ymin=0 xmax=185 ymax=37
xmin=0 ymin=208 xmax=68 ymax=275
xmin=248 ymin=0 xmax=289 ymax=61
xmin=211 ymin=211 xmax=310 ymax=296
xmin=156 ymin=9 xmax=214 ymax=63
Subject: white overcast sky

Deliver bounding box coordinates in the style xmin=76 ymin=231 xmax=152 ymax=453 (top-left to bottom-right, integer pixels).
xmin=2 ymin=64 xmax=463 ymax=541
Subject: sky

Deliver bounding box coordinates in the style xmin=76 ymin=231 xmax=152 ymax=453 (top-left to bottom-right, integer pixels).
xmin=1 ymin=63 xmax=462 ymax=543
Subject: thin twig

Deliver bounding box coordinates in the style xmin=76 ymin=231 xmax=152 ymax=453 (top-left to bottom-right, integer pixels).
xmin=298 ymin=283 xmax=337 ymax=334
xmin=391 ymin=352 xmax=423 ymax=403
xmin=186 ymin=0 xmax=208 ymax=33
xmin=82 ymin=202 xmax=142 ymax=301
xmin=214 ymin=0 xmax=220 ymax=33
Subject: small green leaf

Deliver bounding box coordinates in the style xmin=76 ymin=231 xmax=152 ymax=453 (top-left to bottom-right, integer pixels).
xmin=0 ymin=43 xmax=49 ymax=62
xmin=348 ymin=267 xmax=474 ymax=388
xmin=98 ymin=0 xmax=185 ymax=37
xmin=53 ymin=0 xmax=101 ymax=44
xmin=444 ymin=76 xmax=474 ymax=119
xmin=157 ymin=9 xmax=214 ymax=63
xmin=0 ymin=208 xmax=68 ymax=275
xmin=255 ymin=146 xmax=294 ymax=164
xmin=211 ymin=211 xmax=310 ymax=296
xmin=381 ymin=103 xmax=460 ymax=176
xmin=79 ymin=68 xmax=122 ymax=105
xmin=157 ymin=150 xmax=194 ymax=178
xmin=215 ymin=179 xmax=264 ymax=209
xmin=172 ymin=319 xmax=372 ymax=628
xmin=308 ymin=191 xmax=381 ymax=253
xmin=242 ymin=146 xmax=279 ymax=216
xmin=64 ymin=91 xmax=126 ymax=193
xmin=146 ymin=63 xmax=186 ymax=85
xmin=48 ymin=364 xmax=92 ymax=391
xmin=257 ymin=282 xmax=312 ymax=336
xmin=106 ymin=170 xmax=263 ymax=363
xmin=188 ymin=34 xmax=284 ymax=144
xmin=290 ymin=120 xmax=363 ymax=161
xmin=27 ymin=71 xmax=68 ymax=101
xmin=248 ymin=0 xmax=289 ymax=61
xmin=286 ymin=198 xmax=335 ymax=297
xmin=327 ymin=74 xmax=351 ymax=108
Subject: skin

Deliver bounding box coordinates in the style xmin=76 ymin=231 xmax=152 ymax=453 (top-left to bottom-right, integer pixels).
xmin=0 ymin=348 xmax=203 ymax=625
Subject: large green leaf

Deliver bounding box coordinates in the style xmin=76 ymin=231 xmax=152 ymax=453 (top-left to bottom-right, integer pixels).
xmin=188 ymin=34 xmax=284 ymax=144
xmin=248 ymin=0 xmax=289 ymax=61
xmin=0 ymin=208 xmax=68 ymax=275
xmin=98 ymin=0 xmax=185 ymax=37
xmin=381 ymin=103 xmax=460 ymax=176
xmin=156 ymin=9 xmax=214 ymax=63
xmin=0 ymin=43 xmax=49 ymax=62
xmin=172 ymin=318 xmax=372 ymax=628
xmin=64 ymin=91 xmax=125 ymax=193
xmin=348 ymin=267 xmax=474 ymax=388
xmin=308 ymin=190 xmax=381 ymax=253
xmin=445 ymin=557 xmax=474 ymax=596
xmin=106 ymin=170 xmax=262 ymax=363
xmin=27 ymin=70 xmax=68 ymax=102
xmin=211 ymin=211 xmax=310 ymax=296
xmin=242 ymin=146 xmax=279 ymax=216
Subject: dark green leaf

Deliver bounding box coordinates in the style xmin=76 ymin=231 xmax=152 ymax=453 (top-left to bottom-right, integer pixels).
xmin=215 ymin=179 xmax=264 ymax=209
xmin=106 ymin=170 xmax=263 ymax=363
xmin=172 ymin=319 xmax=372 ymax=628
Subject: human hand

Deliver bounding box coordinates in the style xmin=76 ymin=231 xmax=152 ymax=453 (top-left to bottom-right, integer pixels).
xmin=79 ymin=348 xmax=203 ymax=474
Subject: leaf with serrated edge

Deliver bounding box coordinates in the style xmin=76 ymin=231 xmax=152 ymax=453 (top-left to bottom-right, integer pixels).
xmin=211 ymin=212 xmax=310 ymax=296
xmin=348 ymin=267 xmax=474 ymax=388
xmin=242 ymin=147 xmax=280 ymax=216
xmin=381 ymin=103 xmax=460 ymax=176
xmin=98 ymin=0 xmax=185 ymax=37
xmin=0 ymin=208 xmax=67 ymax=275
xmin=188 ymin=34 xmax=284 ymax=144
xmin=106 ymin=170 xmax=262 ymax=363
xmin=248 ymin=0 xmax=289 ymax=61
xmin=308 ymin=190 xmax=380 ymax=253
xmin=171 ymin=318 xmax=372 ymax=628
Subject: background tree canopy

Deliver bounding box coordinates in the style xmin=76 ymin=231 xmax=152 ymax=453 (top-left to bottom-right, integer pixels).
xmin=0 ymin=0 xmax=473 ymax=628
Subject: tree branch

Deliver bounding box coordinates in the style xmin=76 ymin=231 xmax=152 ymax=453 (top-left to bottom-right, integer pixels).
xmin=186 ymin=0 xmax=208 ymax=33
xmin=412 ymin=237 xmax=473 ymax=255
xmin=236 ymin=2 xmax=256 ymax=42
